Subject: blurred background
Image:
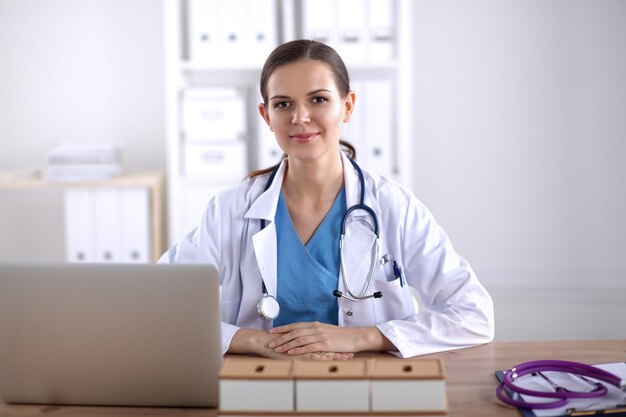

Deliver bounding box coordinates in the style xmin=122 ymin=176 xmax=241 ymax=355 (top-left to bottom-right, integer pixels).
xmin=0 ymin=0 xmax=624 ymax=341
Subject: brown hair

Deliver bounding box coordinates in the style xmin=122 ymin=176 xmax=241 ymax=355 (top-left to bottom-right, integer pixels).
xmin=249 ymin=39 xmax=356 ymax=178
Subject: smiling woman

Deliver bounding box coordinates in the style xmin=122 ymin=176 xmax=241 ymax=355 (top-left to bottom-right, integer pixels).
xmin=159 ymin=39 xmax=495 ymax=360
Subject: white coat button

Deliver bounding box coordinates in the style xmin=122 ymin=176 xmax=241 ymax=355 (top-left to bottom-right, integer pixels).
xmin=346 ymin=311 xmax=354 ymax=317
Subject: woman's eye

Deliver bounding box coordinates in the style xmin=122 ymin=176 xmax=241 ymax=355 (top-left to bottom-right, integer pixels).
xmin=275 ymin=101 xmax=291 ymax=109
xmin=312 ymin=96 xmax=328 ymax=104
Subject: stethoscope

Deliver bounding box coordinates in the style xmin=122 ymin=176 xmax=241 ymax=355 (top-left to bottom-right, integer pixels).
xmin=496 ymin=359 xmax=625 ymax=410
xmin=256 ymin=157 xmax=383 ymax=321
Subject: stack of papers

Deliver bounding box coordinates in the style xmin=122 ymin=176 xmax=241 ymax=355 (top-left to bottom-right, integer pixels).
xmin=45 ymin=143 xmax=123 ymax=181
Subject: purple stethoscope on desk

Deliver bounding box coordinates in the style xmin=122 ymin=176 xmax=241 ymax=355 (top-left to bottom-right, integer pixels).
xmin=496 ymin=360 xmax=626 ymax=409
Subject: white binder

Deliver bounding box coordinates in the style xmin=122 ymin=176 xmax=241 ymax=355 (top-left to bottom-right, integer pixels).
xmin=256 ymin=96 xmax=283 ymax=169
xmin=247 ymin=0 xmax=278 ymax=65
xmin=187 ymin=0 xmax=218 ymax=63
xmin=337 ymin=0 xmax=368 ymax=63
xmin=369 ymin=0 xmax=396 ymax=62
xmin=120 ymin=188 xmax=151 ymax=263
xmin=362 ymin=79 xmax=394 ymax=178
xmin=343 ymin=80 xmax=394 ymax=178
xmin=342 ymin=80 xmax=365 ymax=158
xmin=93 ymin=188 xmax=122 ymax=263
xmin=302 ymin=0 xmax=337 ymax=48
xmin=215 ymin=0 xmax=246 ymax=64
xmin=63 ymin=189 xmax=95 ymax=263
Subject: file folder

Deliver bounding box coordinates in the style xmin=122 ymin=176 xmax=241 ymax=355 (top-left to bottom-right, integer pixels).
xmin=64 ymin=189 xmax=95 ymax=263
xmin=369 ymin=0 xmax=396 ymax=61
xmin=337 ymin=0 xmax=368 ymax=63
xmin=187 ymin=0 xmax=218 ymax=63
xmin=119 ymin=188 xmax=150 ymax=263
xmin=215 ymin=0 xmax=246 ymax=64
xmin=343 ymin=80 xmax=395 ymax=178
xmin=302 ymin=0 xmax=336 ymax=47
xmin=93 ymin=188 xmax=122 ymax=263
xmin=247 ymin=0 xmax=278 ymax=65
xmin=362 ymin=79 xmax=394 ymax=178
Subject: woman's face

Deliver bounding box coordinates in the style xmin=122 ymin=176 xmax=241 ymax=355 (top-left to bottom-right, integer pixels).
xmin=259 ymin=59 xmax=355 ymax=165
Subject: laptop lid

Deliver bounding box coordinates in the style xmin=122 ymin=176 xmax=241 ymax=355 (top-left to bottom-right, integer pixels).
xmin=0 ymin=263 xmax=222 ymax=407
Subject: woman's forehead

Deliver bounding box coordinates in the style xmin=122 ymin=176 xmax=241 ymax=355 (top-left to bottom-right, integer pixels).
xmin=266 ymin=60 xmax=337 ymax=96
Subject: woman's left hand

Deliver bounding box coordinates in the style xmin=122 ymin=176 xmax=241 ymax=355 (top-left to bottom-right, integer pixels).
xmin=268 ymin=321 xmax=389 ymax=356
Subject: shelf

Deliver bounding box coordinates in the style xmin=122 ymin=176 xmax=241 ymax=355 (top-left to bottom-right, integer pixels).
xmin=180 ymin=60 xmax=400 ymax=72
xmin=0 ymin=170 xmax=164 ymax=190
xmin=1 ymin=170 xmax=166 ymax=263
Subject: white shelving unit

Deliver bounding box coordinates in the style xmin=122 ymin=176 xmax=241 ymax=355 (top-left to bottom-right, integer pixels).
xmin=163 ymin=0 xmax=414 ymax=245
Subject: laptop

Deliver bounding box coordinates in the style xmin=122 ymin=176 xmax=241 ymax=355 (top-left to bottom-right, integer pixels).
xmin=0 ymin=263 xmax=222 ymax=408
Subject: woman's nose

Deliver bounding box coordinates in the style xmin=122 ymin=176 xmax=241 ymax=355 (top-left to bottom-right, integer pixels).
xmin=291 ymin=105 xmax=310 ymax=125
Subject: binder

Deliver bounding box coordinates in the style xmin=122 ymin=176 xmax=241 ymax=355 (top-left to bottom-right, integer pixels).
xmin=63 ymin=189 xmax=95 ymax=263
xmin=369 ymin=0 xmax=396 ymax=62
xmin=215 ymin=0 xmax=246 ymax=64
xmin=337 ymin=0 xmax=368 ymax=63
xmin=247 ymin=0 xmax=278 ymax=65
xmin=93 ymin=188 xmax=122 ymax=263
xmin=362 ymin=79 xmax=394 ymax=178
xmin=302 ymin=0 xmax=336 ymax=47
xmin=187 ymin=0 xmax=218 ymax=63
xmin=256 ymin=96 xmax=283 ymax=169
xmin=342 ymin=80 xmax=365 ymax=156
xmin=119 ymin=188 xmax=150 ymax=263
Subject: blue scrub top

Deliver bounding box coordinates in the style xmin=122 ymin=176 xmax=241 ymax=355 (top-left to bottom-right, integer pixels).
xmin=273 ymin=188 xmax=346 ymax=327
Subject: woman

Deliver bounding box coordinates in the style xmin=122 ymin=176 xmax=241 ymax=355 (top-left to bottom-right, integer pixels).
xmin=160 ymin=40 xmax=494 ymax=360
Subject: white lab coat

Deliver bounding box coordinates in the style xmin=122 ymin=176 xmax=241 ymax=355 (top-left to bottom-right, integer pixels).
xmin=159 ymin=152 xmax=494 ymax=358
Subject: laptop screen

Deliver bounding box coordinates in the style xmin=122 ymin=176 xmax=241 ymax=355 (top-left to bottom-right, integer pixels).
xmin=0 ymin=263 xmax=222 ymax=407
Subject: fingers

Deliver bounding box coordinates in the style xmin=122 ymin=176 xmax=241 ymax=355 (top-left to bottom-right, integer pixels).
xmin=269 ymin=321 xmax=314 ymax=334
xmin=268 ymin=322 xmax=325 ymax=351
xmin=300 ymin=352 xmax=354 ymax=361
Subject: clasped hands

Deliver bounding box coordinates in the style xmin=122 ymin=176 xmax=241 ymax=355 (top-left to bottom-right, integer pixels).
xmin=264 ymin=321 xmax=364 ymax=361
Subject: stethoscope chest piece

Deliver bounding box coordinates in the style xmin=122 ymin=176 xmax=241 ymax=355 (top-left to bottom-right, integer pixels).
xmin=257 ymin=294 xmax=280 ymax=320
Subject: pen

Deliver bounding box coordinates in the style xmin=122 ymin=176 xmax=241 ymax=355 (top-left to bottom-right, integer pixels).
xmin=393 ymin=260 xmax=405 ymax=287
xmin=568 ymin=405 xmax=626 ymax=416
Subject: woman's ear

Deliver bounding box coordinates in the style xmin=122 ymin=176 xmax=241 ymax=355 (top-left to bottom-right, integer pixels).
xmin=343 ymin=90 xmax=356 ymax=123
xmin=258 ymin=102 xmax=273 ymax=131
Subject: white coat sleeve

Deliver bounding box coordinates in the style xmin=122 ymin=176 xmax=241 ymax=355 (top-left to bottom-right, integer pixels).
xmin=376 ymin=195 xmax=495 ymax=358
xmin=157 ymin=195 xmax=241 ymax=355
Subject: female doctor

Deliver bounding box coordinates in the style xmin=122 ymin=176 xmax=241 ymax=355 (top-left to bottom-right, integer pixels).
xmin=160 ymin=40 xmax=494 ymax=360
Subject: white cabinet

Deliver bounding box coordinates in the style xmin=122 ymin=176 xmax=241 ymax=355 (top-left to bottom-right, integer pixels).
xmin=164 ymin=0 xmax=414 ymax=246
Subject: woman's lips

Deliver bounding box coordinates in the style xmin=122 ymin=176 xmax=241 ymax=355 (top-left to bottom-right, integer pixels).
xmin=290 ymin=132 xmax=319 ymax=143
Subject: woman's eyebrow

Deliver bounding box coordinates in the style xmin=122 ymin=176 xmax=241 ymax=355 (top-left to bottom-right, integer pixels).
xmin=307 ymin=89 xmax=332 ymax=96
xmin=269 ymin=89 xmax=332 ymax=101
xmin=269 ymin=94 xmax=290 ymax=101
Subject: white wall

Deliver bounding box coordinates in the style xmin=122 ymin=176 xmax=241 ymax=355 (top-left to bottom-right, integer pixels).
xmin=0 ymin=0 xmax=165 ymax=261
xmin=411 ymin=1 xmax=626 ymax=340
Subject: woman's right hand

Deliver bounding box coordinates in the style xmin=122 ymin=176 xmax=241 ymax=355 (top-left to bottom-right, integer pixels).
xmin=228 ymin=328 xmax=353 ymax=360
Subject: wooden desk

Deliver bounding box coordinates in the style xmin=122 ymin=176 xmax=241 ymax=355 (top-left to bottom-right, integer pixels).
xmin=1 ymin=340 xmax=624 ymax=417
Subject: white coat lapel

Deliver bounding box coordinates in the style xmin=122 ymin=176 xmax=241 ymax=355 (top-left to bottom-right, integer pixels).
xmin=245 ymin=159 xmax=287 ymax=299
xmin=252 ymin=223 xmax=277 ymax=297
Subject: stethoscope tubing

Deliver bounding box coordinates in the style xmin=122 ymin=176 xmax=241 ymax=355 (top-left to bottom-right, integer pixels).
xmin=496 ymin=359 xmax=624 ymax=409
xmin=258 ymin=157 xmax=383 ymax=318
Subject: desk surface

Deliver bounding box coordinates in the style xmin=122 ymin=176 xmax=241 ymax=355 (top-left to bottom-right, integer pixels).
xmin=1 ymin=340 xmax=624 ymax=417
